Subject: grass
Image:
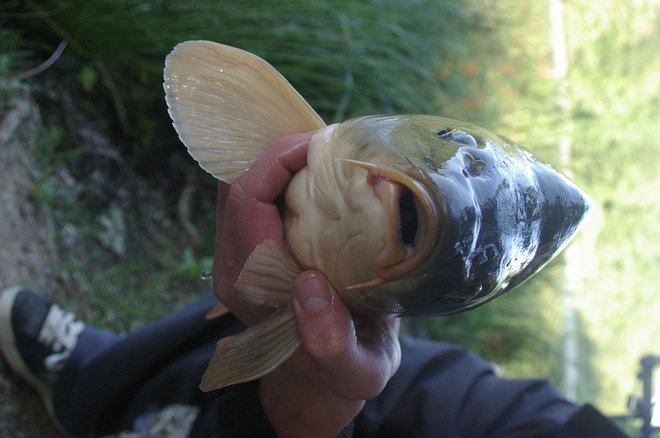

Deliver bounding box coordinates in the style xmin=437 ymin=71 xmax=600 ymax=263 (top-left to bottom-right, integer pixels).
xmin=561 ymin=0 xmax=660 ymax=414
xmin=2 ymin=0 xmax=493 ymax=161
xmin=421 ymin=260 xmax=567 ymax=384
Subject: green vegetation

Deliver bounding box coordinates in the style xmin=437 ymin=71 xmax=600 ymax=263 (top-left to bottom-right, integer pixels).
xmin=563 ymin=0 xmax=660 ymax=414
xmin=1 ymin=0 xmax=658 ymax=420
xmin=26 ymin=101 xmax=218 ymax=331
xmin=2 ymin=0 xmax=494 ymax=160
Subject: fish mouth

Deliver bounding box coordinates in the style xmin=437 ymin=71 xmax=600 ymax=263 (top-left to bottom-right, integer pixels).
xmin=339 ymin=159 xmax=439 ymax=287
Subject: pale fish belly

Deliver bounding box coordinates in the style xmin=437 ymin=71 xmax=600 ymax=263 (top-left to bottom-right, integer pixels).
xmin=283 ymin=123 xmax=404 ymax=296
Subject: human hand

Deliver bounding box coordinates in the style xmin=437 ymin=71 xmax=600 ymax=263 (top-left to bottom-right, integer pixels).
xmin=212 ymin=131 xmax=312 ymax=324
xmin=212 ymin=132 xmax=401 ymax=436
xmin=261 ymin=271 xmax=401 ymax=437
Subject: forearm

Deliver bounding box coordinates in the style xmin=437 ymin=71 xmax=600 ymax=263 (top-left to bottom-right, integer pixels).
xmin=259 ymin=360 xmax=364 ymax=438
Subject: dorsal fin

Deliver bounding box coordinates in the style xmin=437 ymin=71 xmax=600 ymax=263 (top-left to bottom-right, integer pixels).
xmin=164 ymin=40 xmax=326 ymax=182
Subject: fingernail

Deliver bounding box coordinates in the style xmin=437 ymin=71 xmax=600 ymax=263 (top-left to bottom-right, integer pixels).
xmin=295 ymin=272 xmax=331 ymax=314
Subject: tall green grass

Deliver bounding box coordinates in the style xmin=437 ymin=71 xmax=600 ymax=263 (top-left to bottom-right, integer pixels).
xmin=2 ymin=0 xmax=496 ymax=158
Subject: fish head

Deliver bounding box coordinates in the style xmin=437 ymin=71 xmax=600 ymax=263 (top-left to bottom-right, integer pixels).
xmin=336 ymin=116 xmax=591 ymax=316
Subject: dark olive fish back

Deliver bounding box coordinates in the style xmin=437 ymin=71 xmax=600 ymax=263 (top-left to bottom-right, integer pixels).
xmin=344 ymin=116 xmax=590 ymax=316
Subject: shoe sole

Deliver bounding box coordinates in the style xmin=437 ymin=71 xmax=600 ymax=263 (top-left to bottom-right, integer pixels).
xmin=0 ymin=286 xmax=67 ymax=434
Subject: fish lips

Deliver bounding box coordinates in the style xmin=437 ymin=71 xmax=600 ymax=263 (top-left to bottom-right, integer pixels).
xmin=338 ymin=159 xmax=441 ymax=289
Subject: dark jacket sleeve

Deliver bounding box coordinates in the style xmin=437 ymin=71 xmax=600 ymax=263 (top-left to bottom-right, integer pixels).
xmin=192 ymin=335 xmax=625 ymax=437
xmin=356 ymin=336 xmax=622 ymax=437
xmin=189 ymin=380 xmax=277 ymax=438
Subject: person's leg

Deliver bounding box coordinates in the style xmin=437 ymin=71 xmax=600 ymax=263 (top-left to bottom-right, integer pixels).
xmin=55 ymin=292 xmax=243 ymax=436
xmin=0 ymin=287 xmax=242 ymax=436
xmin=0 ymin=286 xmax=93 ymax=433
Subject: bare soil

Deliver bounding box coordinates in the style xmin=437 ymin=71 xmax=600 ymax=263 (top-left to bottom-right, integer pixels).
xmin=0 ymin=93 xmax=64 ymax=435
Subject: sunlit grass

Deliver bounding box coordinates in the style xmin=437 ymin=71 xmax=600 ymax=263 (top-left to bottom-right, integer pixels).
xmin=564 ymin=0 xmax=660 ymax=414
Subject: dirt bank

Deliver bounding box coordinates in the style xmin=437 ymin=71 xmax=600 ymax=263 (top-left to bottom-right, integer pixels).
xmin=0 ymin=74 xmax=210 ymax=435
xmin=0 ymin=91 xmax=64 ymax=435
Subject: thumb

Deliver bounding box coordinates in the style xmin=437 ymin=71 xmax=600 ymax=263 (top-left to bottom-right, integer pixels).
xmin=292 ymin=271 xmax=400 ymax=401
xmin=292 ymin=271 xmax=354 ymax=360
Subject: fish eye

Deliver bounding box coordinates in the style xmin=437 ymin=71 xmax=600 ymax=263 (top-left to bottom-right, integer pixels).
xmin=435 ymin=129 xmax=478 ymax=147
xmin=445 ymin=295 xmax=468 ymax=304
xmin=434 ymin=128 xmax=452 ymax=137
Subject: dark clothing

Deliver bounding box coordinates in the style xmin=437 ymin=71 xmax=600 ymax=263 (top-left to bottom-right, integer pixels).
xmin=54 ymin=293 xmax=240 ymax=435
xmin=53 ymin=293 xmax=625 ymax=437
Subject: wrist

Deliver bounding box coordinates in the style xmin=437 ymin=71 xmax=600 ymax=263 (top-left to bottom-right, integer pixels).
xmin=259 ymin=364 xmax=364 ymax=438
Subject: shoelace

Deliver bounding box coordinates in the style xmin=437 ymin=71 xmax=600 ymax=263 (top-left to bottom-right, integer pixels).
xmin=37 ymin=305 xmax=85 ymax=372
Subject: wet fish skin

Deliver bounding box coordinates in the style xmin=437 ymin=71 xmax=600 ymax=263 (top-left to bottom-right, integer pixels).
xmin=284 ymin=115 xmax=590 ymax=316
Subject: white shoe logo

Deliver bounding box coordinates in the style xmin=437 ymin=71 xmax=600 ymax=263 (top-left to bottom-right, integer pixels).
xmin=38 ymin=305 xmax=85 ymax=372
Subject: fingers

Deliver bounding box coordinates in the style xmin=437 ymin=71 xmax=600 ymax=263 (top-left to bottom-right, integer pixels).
xmin=235 ymin=131 xmax=314 ymax=203
xmin=214 ymin=182 xmax=230 ymax=241
xmin=212 ymin=131 xmax=315 ymax=321
xmin=292 ymin=271 xmax=402 ymax=401
xmin=221 ymin=131 xmax=314 ymax=264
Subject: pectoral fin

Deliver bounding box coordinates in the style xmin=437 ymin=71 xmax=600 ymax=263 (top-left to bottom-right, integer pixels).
xmin=206 ymin=240 xmax=301 ymax=318
xmin=205 ymin=303 xmax=230 ymax=320
xmin=164 ymin=41 xmax=326 ymax=183
xmin=234 ymin=240 xmax=303 ymax=308
xmin=200 ymin=307 xmax=300 ymax=391
xmin=200 ymin=241 xmax=305 ymax=391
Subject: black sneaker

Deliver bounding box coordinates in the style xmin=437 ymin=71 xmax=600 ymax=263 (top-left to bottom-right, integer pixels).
xmin=0 ymin=286 xmax=85 ymax=430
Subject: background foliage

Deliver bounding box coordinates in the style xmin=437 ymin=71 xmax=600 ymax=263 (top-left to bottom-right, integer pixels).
xmin=1 ymin=0 xmax=658 ymax=425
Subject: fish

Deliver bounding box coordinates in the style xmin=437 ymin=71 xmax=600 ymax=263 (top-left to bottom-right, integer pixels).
xmin=163 ymin=41 xmax=591 ymax=391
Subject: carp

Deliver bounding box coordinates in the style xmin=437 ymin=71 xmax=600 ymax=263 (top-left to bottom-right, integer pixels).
xmin=163 ymin=41 xmax=590 ymax=391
